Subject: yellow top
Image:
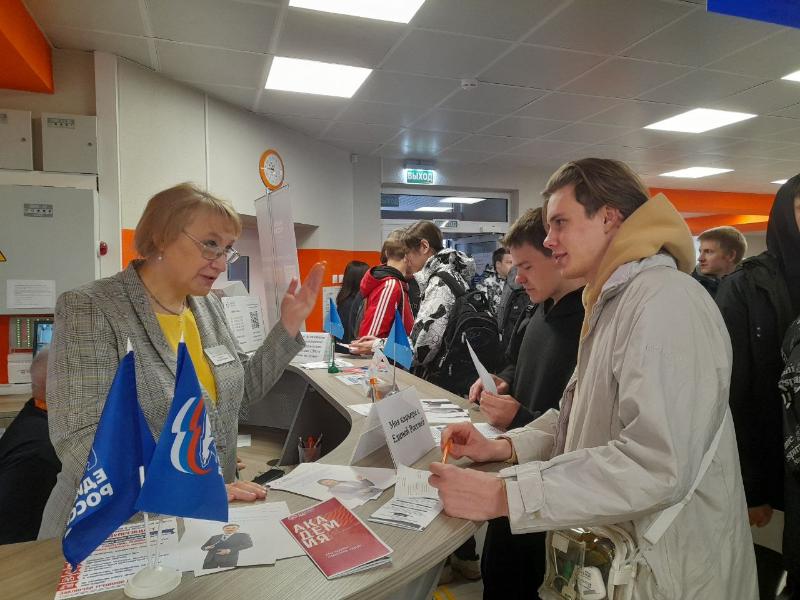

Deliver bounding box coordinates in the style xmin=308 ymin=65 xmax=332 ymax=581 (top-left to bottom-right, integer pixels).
xmin=155 ymin=309 xmax=218 ymax=404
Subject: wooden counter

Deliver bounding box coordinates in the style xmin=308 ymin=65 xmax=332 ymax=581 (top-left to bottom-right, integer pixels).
xmin=0 ymin=360 xmax=498 ymax=600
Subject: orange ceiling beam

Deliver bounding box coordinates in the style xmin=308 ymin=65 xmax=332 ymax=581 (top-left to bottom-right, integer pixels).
xmin=0 ymin=0 xmax=53 ymax=93
xmin=651 ymin=187 xmax=774 ymax=216
xmin=684 ymin=214 xmax=769 ymax=235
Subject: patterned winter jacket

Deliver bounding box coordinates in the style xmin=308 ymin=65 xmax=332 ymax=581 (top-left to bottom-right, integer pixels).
xmin=410 ymin=248 xmax=476 ymax=367
xmin=476 ymin=266 xmax=504 ymax=316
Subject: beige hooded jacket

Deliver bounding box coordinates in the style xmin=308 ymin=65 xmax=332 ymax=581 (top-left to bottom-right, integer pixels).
xmin=498 ymin=195 xmax=757 ymax=599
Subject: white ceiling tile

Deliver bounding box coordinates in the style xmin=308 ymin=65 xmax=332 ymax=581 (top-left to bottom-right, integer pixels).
xmin=256 ymin=90 xmax=349 ymax=119
xmin=321 ymin=122 xmax=401 ymax=143
xmin=650 ymin=136 xmax=740 ymax=155
xmin=771 ymin=102 xmax=800 ymax=119
xmin=46 ymin=27 xmax=154 ymax=69
xmin=190 ymin=83 xmax=259 ymax=108
xmin=435 ymin=149 xmax=495 ymax=163
xmin=482 ymin=154 xmax=550 ymax=168
xmin=623 ymin=10 xmax=778 ymax=67
xmin=581 ymin=144 xmax=680 ymax=164
xmin=148 ymin=0 xmax=276 ymax=52
xmin=450 ymin=134 xmax=528 ymax=153
xmin=354 ymin=71 xmax=457 ymax=106
xmin=278 ymin=8 xmax=405 ymax=68
xmin=156 ymin=40 xmax=267 ymax=87
xmin=711 ymin=115 xmax=800 ymax=140
xmin=410 ymin=109 xmax=498 ymax=133
xmin=392 ymin=130 xmax=466 ymax=155
xmin=585 ymin=100 xmax=686 ymax=127
xmin=337 ymin=101 xmax=427 ymax=127
xmin=378 ymin=144 xmax=439 ymax=159
xmin=382 ymin=29 xmax=510 ymax=78
xmin=540 ymin=122 xmax=632 ymax=144
xmin=711 ymin=139 xmax=797 ymax=159
xmin=264 ymin=114 xmax=333 ymax=137
xmin=26 ymin=0 xmax=146 ymax=35
xmin=524 ymin=0 xmax=691 ymax=54
xmin=708 ymin=29 xmax=800 ymax=80
xmin=506 ymin=139 xmax=587 ymax=158
xmin=480 ymin=116 xmax=569 ymax=138
xmin=481 ymin=45 xmax=605 ymax=89
xmin=324 ymin=139 xmax=383 ymax=155
xmin=515 ymin=92 xmax=621 ymax=120
xmin=605 ymin=128 xmax=687 ymax=148
xmin=709 ymin=80 xmax=800 ymax=115
xmin=411 ymin=0 xmax=564 ymax=41
xmin=442 ymin=84 xmax=545 ymax=114
xmin=562 ymin=58 xmax=692 ymax=99
xmin=639 ymin=70 xmax=764 ymax=105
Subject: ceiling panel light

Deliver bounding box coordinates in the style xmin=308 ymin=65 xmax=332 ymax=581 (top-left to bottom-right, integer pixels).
xmin=439 ymin=197 xmax=485 ymax=204
xmin=265 ymin=57 xmax=371 ymax=98
xmin=782 ymin=70 xmax=800 ymax=82
xmin=645 ymin=108 xmax=756 ymax=133
xmin=289 ymin=0 xmax=426 ymax=23
xmin=415 ymin=206 xmax=451 ymax=212
xmin=660 ymin=167 xmax=733 ymax=179
xmin=771 ymin=179 xmax=788 ymax=184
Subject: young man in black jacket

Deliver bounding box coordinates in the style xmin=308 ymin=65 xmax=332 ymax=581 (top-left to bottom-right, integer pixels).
xmin=467 ymin=207 xmax=583 ymax=599
xmin=715 ymin=175 xmax=800 ymax=596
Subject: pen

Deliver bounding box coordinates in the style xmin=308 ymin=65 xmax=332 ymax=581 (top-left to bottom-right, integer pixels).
xmin=441 ymin=438 xmax=453 ymax=464
xmin=298 ymin=436 xmax=304 ymax=448
xmin=314 ymin=433 xmax=323 ymax=448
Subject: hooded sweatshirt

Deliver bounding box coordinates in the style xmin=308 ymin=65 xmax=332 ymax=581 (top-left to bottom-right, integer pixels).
xmin=581 ymin=193 xmax=695 ymax=338
xmin=357 ymin=265 xmax=414 ymax=339
xmin=411 ymin=248 xmax=476 ymax=366
xmin=767 ymin=174 xmax=800 ymax=315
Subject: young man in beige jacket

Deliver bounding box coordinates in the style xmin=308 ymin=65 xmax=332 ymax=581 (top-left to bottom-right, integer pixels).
xmin=429 ymin=158 xmax=757 ymax=599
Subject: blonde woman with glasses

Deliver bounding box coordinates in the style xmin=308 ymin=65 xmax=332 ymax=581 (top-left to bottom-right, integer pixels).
xmin=39 ymin=183 xmax=324 ymax=539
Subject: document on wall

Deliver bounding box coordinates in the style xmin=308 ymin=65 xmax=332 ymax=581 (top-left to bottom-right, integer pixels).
xmin=7 ymin=279 xmax=55 ymax=310
xmin=54 ymin=519 xmax=180 ymax=599
xmin=221 ymin=296 xmax=266 ymax=354
xmin=369 ymin=496 xmax=443 ymax=531
xmin=466 ymin=340 xmax=497 ymax=394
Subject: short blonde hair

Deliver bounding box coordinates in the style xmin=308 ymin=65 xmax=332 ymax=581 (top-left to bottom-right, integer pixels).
xmin=381 ymin=229 xmax=407 ymax=263
xmin=698 ymin=226 xmax=747 ymax=264
xmin=134 ymin=183 xmax=242 ymax=258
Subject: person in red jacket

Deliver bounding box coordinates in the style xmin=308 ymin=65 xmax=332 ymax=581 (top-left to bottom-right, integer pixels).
xmin=358 ymin=233 xmax=414 ymax=339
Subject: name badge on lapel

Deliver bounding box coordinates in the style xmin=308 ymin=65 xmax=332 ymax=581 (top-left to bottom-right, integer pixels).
xmin=204 ymin=345 xmax=235 ymax=366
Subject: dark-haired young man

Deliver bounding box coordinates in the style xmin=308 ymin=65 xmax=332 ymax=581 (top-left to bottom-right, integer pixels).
xmin=468 ymin=208 xmax=583 ymax=598
xmin=430 ymin=158 xmax=756 ymax=599
xmin=477 ymin=247 xmax=513 ymax=316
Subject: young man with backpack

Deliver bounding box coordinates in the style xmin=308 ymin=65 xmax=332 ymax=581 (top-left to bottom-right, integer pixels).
xmin=356 ymin=233 xmax=414 ymax=339
xmin=430 ymin=158 xmax=757 ymax=599
xmin=466 ymin=208 xmax=583 ymax=598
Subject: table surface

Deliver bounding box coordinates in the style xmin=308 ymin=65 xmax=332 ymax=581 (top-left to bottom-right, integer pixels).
xmin=0 ymin=393 xmax=29 ymax=419
xmin=0 ymin=359 xmax=499 ymax=600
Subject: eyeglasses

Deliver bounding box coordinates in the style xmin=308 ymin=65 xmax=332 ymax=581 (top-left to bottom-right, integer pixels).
xmin=182 ymin=231 xmax=240 ymax=264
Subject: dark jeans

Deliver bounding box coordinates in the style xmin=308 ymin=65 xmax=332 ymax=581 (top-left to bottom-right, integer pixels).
xmin=454 ymin=535 xmax=478 ymax=560
xmin=481 ymin=517 xmax=546 ymax=600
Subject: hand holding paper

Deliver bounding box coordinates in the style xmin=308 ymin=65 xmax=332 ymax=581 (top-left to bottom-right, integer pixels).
xmin=466 ymin=340 xmax=497 ymax=395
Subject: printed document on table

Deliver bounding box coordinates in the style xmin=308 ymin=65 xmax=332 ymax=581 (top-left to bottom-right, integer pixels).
xmin=430 ymin=422 xmax=505 ymax=445
xmin=395 ymin=465 xmax=438 ymax=499
xmin=268 ymin=463 xmax=396 ymax=508
xmin=369 ymin=497 xmax=442 ymax=531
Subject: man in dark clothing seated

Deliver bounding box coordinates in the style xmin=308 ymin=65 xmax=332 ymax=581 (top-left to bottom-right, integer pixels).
xmin=467 ymin=208 xmax=584 ymax=599
xmin=0 ymin=349 xmax=61 ymax=544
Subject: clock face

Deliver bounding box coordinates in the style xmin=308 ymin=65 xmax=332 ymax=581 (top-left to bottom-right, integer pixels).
xmin=259 ymin=150 xmax=285 ymax=190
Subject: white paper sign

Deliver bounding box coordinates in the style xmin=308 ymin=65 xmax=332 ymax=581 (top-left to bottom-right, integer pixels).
xmin=467 ymin=339 xmax=497 ymax=395
xmin=221 ymin=296 xmax=266 ymax=354
xmin=7 ymin=279 xmax=55 ymax=309
xmin=374 ymin=387 xmax=436 ymax=467
xmin=291 ymin=332 xmax=331 ymax=364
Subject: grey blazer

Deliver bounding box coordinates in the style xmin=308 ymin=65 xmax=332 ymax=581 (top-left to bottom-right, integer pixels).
xmin=38 ymin=261 xmax=303 ymax=539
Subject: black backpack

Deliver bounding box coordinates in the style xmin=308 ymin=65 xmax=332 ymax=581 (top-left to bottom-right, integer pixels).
xmin=499 ymin=286 xmax=531 ymax=354
xmin=418 ymin=271 xmax=502 ymax=396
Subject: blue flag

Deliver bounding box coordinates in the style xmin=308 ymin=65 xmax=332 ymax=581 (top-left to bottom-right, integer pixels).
xmin=384 ymin=308 xmax=413 ymax=370
xmin=324 ymin=297 xmax=345 ymax=340
xmin=135 ymin=342 xmax=228 ymax=522
xmin=63 ymin=346 xmax=155 ymax=568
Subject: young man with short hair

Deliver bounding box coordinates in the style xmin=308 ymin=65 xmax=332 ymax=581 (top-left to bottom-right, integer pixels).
xmin=429 ymin=158 xmax=757 ymax=599
xmin=468 ymin=208 xmax=583 ymax=598
xmin=693 ymin=225 xmax=747 ymax=297
xmin=477 ymin=247 xmax=513 ymax=315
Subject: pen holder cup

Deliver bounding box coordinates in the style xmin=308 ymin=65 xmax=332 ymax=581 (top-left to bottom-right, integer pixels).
xmin=298 ymin=444 xmax=321 ymax=463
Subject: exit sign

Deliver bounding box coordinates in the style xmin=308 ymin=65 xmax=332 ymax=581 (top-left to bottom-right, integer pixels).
xmin=405 ymin=168 xmax=435 ymax=185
